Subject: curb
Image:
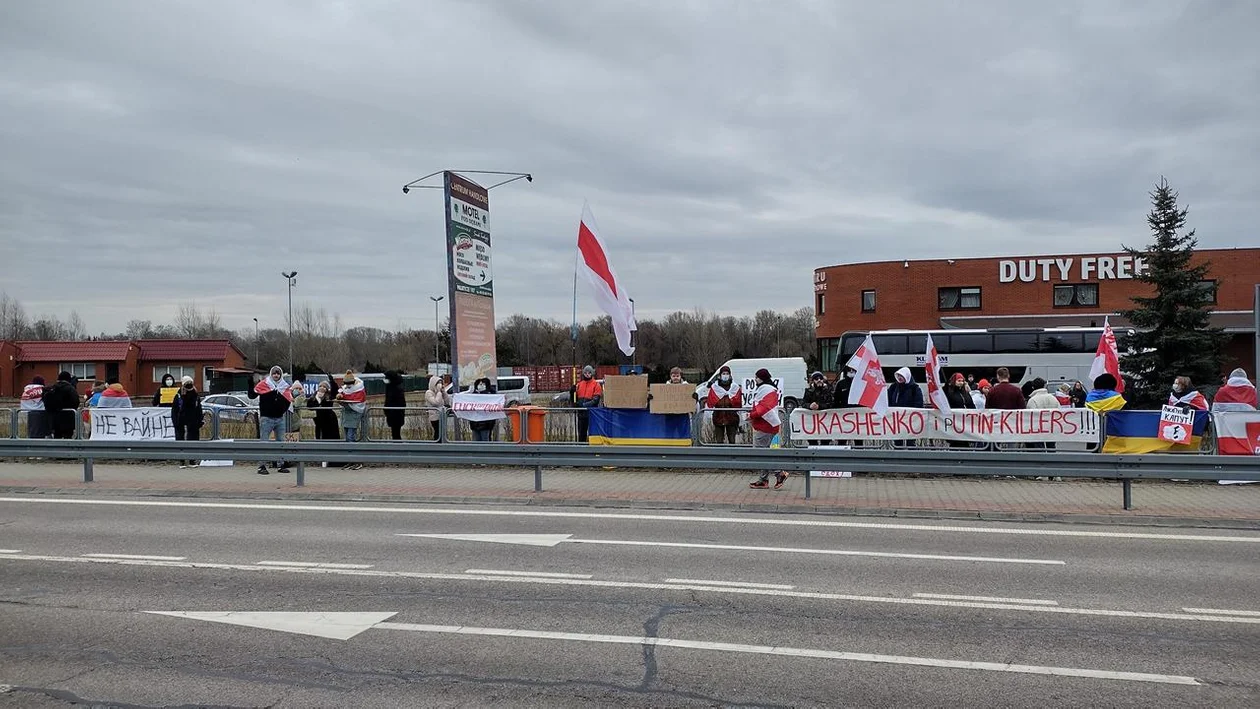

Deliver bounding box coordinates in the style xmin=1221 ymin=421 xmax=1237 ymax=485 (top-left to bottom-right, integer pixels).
xmin=1 ymin=485 xmax=1257 ymax=530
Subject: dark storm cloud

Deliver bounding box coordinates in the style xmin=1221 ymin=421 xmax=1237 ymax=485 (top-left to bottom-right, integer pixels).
xmin=1 ymin=0 xmax=1256 ymax=333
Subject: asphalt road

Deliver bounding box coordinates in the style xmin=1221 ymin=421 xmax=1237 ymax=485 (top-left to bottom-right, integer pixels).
xmin=1 ymin=495 xmax=1258 ymax=707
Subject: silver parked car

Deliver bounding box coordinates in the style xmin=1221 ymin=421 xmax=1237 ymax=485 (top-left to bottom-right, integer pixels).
xmin=202 ymin=393 xmax=259 ymax=422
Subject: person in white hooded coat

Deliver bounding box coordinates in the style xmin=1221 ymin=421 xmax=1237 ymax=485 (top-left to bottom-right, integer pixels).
xmin=886 ymin=367 xmax=924 ymax=408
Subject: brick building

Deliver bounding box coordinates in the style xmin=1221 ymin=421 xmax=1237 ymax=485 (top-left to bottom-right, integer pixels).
xmin=0 ymin=339 xmax=247 ymax=398
xmin=814 ymin=247 xmax=1260 ymax=375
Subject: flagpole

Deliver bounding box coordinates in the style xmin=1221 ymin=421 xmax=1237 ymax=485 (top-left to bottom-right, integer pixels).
xmin=571 ymin=220 xmax=581 ymax=391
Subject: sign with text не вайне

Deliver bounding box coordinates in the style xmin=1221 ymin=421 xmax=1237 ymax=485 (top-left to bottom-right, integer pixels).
xmin=444 ymin=172 xmax=497 ymax=389
xmin=89 ymin=407 xmax=176 ymax=441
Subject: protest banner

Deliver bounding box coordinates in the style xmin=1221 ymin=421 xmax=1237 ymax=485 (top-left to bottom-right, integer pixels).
xmin=789 ymin=407 xmax=1100 ymax=444
xmin=1214 ymin=411 xmax=1260 ymax=457
xmin=89 ymin=408 xmax=176 ymax=441
xmin=649 ymin=384 xmax=696 ymax=415
xmin=452 ymin=392 xmax=506 ymax=421
xmin=1157 ymin=405 xmax=1195 ymax=445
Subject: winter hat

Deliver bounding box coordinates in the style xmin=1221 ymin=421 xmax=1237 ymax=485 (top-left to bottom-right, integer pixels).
xmin=951 ymin=373 xmax=965 ymax=383
xmin=977 ymin=379 xmax=991 ymax=389
xmin=1093 ymin=373 xmax=1118 ymax=390
xmin=718 ymin=365 xmax=732 ymax=375
xmin=755 ymin=368 xmax=772 ymax=384
xmin=343 ymin=369 xmax=356 ymax=383
xmin=181 ymin=375 xmax=194 ymax=386
xmin=58 ymin=371 xmax=73 ymax=382
xmin=810 ymin=371 xmax=825 ymax=381
xmin=1229 ymin=368 xmax=1247 ymax=380
xmin=32 ymin=375 xmax=45 ymax=385
xmin=582 ymin=365 xmax=595 ymax=377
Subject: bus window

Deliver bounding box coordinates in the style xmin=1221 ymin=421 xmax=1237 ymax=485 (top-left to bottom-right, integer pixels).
xmin=907 ymin=334 xmax=928 ymax=355
xmin=993 ymin=332 xmax=1039 ymax=353
xmin=1043 ymin=333 xmax=1085 ymax=352
xmin=840 ymin=335 xmax=862 ymax=363
xmin=948 ymin=333 xmax=993 ymax=353
xmin=1083 ymin=332 xmax=1103 ymax=352
xmin=872 ymin=334 xmax=909 ymax=355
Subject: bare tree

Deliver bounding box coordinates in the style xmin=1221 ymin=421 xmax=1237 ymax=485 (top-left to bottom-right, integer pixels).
xmin=0 ymin=293 xmax=29 ymax=340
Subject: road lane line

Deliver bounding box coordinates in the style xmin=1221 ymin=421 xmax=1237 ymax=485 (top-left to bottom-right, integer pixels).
xmin=4 ymin=552 xmax=1258 ymax=626
xmin=914 ymin=593 xmax=1058 ymax=606
xmin=664 ymin=579 xmax=794 ymax=590
xmin=466 ymin=569 xmax=593 ymax=579
xmin=562 ymin=538 xmax=1065 ymax=566
xmin=2 ymin=497 xmax=1256 ymax=543
xmin=83 ymin=553 xmax=187 ymax=561
xmin=1181 ymin=607 xmax=1260 ymax=617
xmin=257 ymin=561 xmax=374 ymax=569
xmin=0 ymin=549 xmax=21 ymax=554
xmin=373 ymin=622 xmax=1199 ymax=685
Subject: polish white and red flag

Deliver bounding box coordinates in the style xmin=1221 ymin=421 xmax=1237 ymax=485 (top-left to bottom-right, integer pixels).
xmin=846 ymin=334 xmax=889 ymax=415
xmin=925 ymin=333 xmax=951 ymax=416
xmin=578 ymin=203 xmax=636 ymax=356
xmin=1089 ymin=316 xmax=1125 ymax=393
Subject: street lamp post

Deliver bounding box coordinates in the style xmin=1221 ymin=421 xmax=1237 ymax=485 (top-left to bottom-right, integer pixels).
xmin=281 ymin=272 xmax=297 ymax=376
xmin=430 ymin=295 xmax=445 ymax=370
xmin=252 ymin=318 xmax=259 ymax=369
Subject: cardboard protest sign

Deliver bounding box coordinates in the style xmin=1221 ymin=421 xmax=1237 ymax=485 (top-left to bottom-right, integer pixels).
xmin=1157 ymin=405 xmax=1195 ymax=445
xmin=603 ymin=375 xmax=649 ymax=409
xmin=649 ymin=383 xmax=696 ymax=415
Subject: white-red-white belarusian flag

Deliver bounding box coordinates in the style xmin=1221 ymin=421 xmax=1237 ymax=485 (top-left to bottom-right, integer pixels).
xmin=577 ymin=203 xmax=636 ymax=356
xmin=1089 ymin=316 xmax=1124 ymax=393
xmin=846 ymin=334 xmax=889 ymax=415
xmin=925 ymin=333 xmax=950 ymax=415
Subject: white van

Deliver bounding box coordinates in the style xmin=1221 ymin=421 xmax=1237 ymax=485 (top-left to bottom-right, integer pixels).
xmin=695 ymin=357 xmax=808 ymax=412
xmin=446 ymin=375 xmax=531 ymax=407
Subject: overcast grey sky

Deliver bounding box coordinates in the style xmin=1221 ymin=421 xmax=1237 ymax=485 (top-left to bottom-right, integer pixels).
xmin=2 ymin=0 xmax=1257 ymax=335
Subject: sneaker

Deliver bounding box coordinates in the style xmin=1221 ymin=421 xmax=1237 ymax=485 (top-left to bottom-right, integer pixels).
xmin=257 ymin=466 xmax=270 ymax=475
xmin=277 ymin=467 xmax=292 ymax=474
xmin=774 ymin=472 xmax=788 ymax=490
xmin=749 ymin=480 xmax=770 ymax=489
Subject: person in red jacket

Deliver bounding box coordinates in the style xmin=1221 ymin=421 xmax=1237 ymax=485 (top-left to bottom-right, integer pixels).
xmin=706 ymin=365 xmax=743 ymax=444
xmin=747 ymin=368 xmax=787 ymax=490
xmin=985 ymin=367 xmax=1027 ymax=410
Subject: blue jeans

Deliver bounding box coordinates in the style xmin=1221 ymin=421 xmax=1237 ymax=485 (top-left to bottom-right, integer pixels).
xmin=344 ymin=428 xmax=358 ymax=442
xmin=260 ymin=416 xmax=286 ymax=441
xmin=472 ymin=428 xmax=493 ymax=442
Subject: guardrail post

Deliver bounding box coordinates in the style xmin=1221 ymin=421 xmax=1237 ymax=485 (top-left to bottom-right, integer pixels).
xmin=1122 ymin=479 xmax=1133 ymax=510
xmin=83 ymin=458 xmax=94 ymax=483
xmin=9 ymin=410 xmax=18 ymax=439
xmin=804 ymin=469 xmax=812 ymax=499
xmin=296 ymin=461 xmax=305 ymax=487
xmin=534 ymin=464 xmax=543 ymax=492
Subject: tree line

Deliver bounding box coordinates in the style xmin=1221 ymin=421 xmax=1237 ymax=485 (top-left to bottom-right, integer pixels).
xmin=0 ymin=294 xmax=819 ymax=376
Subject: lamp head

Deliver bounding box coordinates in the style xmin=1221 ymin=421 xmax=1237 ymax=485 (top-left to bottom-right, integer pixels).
xmin=402 ymin=186 xmax=410 ymax=194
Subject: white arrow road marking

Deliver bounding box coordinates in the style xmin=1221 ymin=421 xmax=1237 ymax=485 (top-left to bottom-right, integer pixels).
xmin=140 ymin=611 xmax=1200 ymax=685
xmin=4 ymin=498 xmax=1256 ymax=544
xmin=6 ymin=553 xmax=1258 ymax=625
xmin=400 ymin=533 xmax=1065 ymax=566
xmin=145 ymin=611 xmax=397 ymax=640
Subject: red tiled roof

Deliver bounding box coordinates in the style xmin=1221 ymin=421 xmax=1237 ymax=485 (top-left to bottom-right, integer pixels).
xmin=138 ymin=339 xmax=242 ymax=361
xmin=17 ymin=341 xmax=134 ymax=362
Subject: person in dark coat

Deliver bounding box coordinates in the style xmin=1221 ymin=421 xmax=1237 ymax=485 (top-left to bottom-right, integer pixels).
xmin=1070 ymin=381 xmax=1088 ymax=409
xmin=383 ymin=370 xmax=407 ymax=440
xmin=306 ymin=379 xmax=343 ymax=467
xmin=887 ymin=367 xmax=925 ymax=408
xmin=171 ymin=376 xmax=203 ymax=467
xmin=468 ymin=377 xmax=498 ymax=442
xmin=831 ymin=366 xmax=856 ymax=408
xmin=42 ymin=371 xmax=81 ymax=439
xmin=944 ymin=373 xmax=977 ymax=410
xmin=803 ymin=371 xmax=834 ymax=411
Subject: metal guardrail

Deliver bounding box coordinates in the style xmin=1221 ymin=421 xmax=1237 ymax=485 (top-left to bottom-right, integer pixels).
xmin=1 ymin=438 xmax=1256 ymax=511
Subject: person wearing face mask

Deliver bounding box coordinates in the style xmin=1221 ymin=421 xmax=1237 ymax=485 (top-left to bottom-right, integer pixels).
xmin=1168 ymin=376 xmax=1209 ymax=412
xmin=706 ymin=365 xmax=743 ymax=444
xmin=249 ymin=366 xmax=294 ymax=475
xmin=468 ymin=377 xmax=498 ymax=442
xmin=571 ymin=365 xmax=602 ymax=443
xmin=831 ymin=366 xmax=856 ymax=409
xmin=171 ymin=376 xmax=203 ymax=468
xmin=307 ymin=379 xmax=343 ymax=467
xmin=804 ymin=371 xmax=834 ymax=411
xmin=152 ymin=374 xmax=181 ymax=409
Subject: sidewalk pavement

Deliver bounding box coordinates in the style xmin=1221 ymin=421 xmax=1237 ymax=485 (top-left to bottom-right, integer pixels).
xmin=1 ymin=461 xmax=1257 ymax=528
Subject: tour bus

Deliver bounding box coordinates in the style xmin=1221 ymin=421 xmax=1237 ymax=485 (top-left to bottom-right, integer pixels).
xmin=835 ymin=327 xmax=1133 ymax=391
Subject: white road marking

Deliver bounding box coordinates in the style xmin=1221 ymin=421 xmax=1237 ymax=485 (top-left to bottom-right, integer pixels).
xmin=402 ymin=533 xmax=1065 ymax=566
xmin=373 ymin=622 xmax=1199 ymax=686
xmin=7 ymin=552 xmax=1260 ymax=626
xmin=465 ymin=569 xmax=593 ymax=579
xmin=1181 ymin=607 xmax=1260 ymax=617
xmin=147 ymin=611 xmax=397 ymax=640
xmin=664 ymin=579 xmax=794 ymax=590
xmin=914 ymin=593 xmax=1058 ymax=606
xmin=257 ymin=561 xmax=374 ymax=569
xmin=0 ymin=550 xmax=21 ymax=554
xmin=2 ymin=497 xmax=1256 ymax=543
xmin=83 ymin=553 xmax=187 ymax=561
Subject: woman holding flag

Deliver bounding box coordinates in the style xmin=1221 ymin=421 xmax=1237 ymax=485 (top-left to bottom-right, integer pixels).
xmin=336 ymin=370 xmax=368 ymax=470
xmin=249 ymin=365 xmax=294 ymax=475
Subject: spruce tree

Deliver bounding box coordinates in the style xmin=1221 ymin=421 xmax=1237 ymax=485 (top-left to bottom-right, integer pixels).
xmin=1119 ymin=178 xmax=1227 ymax=407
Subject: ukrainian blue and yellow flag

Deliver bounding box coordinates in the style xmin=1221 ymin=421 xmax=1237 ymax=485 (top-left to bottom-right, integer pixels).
xmin=588 ymin=408 xmax=692 ymax=446
xmin=1102 ymin=410 xmax=1209 ymax=454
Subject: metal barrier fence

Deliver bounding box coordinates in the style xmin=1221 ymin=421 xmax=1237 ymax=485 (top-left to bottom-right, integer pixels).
xmin=0 ymin=438 xmax=1256 ymax=511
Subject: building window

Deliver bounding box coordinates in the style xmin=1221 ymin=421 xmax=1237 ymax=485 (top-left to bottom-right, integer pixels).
xmin=153 ymin=365 xmax=196 ymax=383
xmin=938 ymin=286 xmax=982 ymax=310
xmin=1195 ymin=279 xmax=1218 ymax=305
xmin=861 ymin=290 xmax=876 ymax=312
xmin=816 ymin=293 xmax=826 ymax=315
xmin=1053 ymin=283 xmax=1099 ymax=307
xmin=59 ymin=363 xmax=96 ymax=379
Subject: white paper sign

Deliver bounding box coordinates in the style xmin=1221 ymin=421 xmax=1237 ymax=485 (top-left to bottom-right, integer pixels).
xmin=790 ymin=407 xmax=1101 ymax=444
xmin=90 ymin=407 xmax=176 ymax=441
xmin=452 ymin=392 xmax=506 ymax=421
